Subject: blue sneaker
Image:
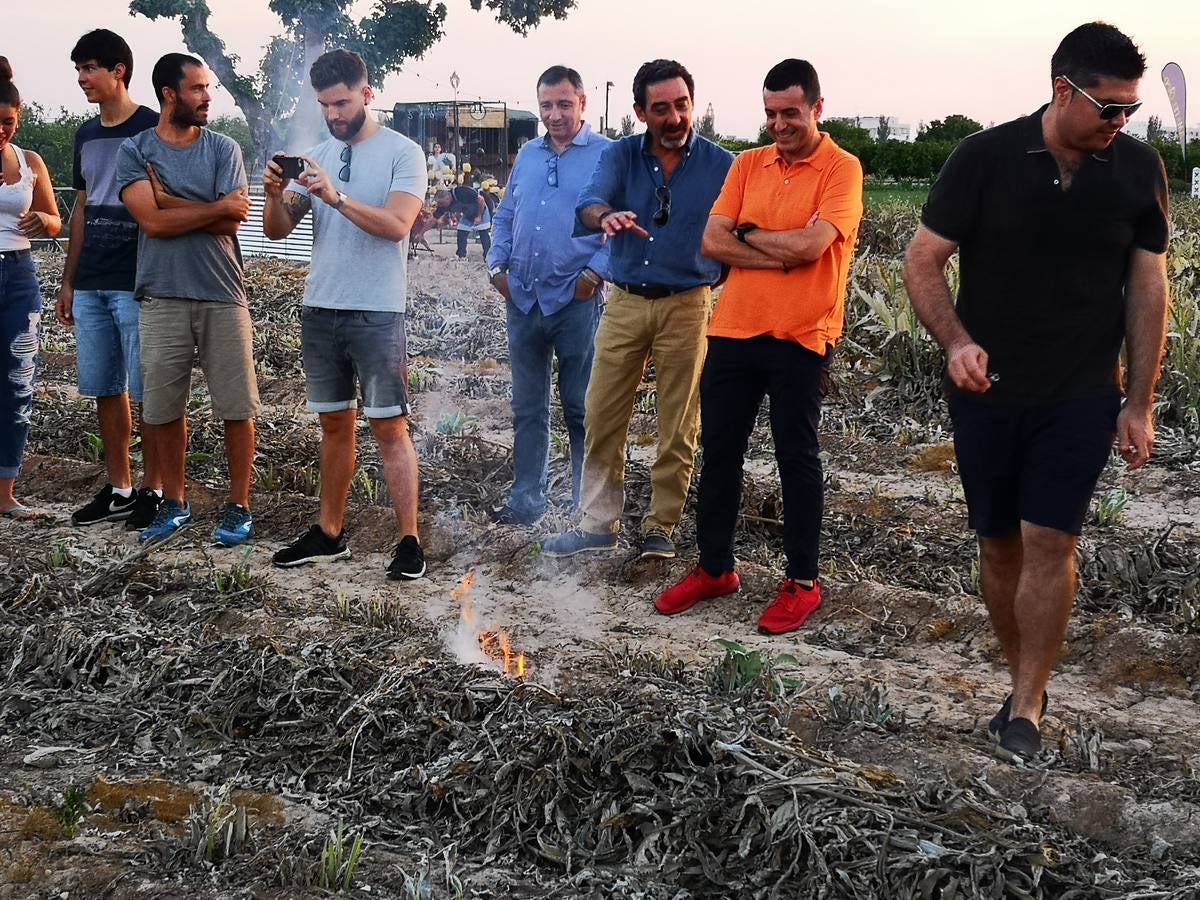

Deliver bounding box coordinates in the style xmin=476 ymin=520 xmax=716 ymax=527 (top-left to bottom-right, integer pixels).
xmin=213 ymin=503 xmax=254 ymax=547
xmin=542 ymin=528 xmax=617 ymax=558
xmin=138 ymin=499 xmax=192 ymax=545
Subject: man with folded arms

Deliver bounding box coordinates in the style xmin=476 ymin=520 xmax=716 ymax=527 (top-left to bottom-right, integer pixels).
xmin=903 ymin=23 xmax=1168 ymax=762
xmin=654 ymin=58 xmax=863 ymax=634
xmin=544 ymin=59 xmax=732 ymax=561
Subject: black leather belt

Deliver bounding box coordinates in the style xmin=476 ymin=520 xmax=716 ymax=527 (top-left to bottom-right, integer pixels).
xmin=614 ymin=282 xmax=698 ymax=300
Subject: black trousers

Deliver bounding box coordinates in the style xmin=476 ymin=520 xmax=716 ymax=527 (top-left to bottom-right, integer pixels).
xmin=696 ymin=336 xmax=828 ymax=581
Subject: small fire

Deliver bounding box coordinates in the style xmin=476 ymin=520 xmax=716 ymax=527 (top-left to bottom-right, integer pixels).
xmin=451 ymin=569 xmax=529 ymax=679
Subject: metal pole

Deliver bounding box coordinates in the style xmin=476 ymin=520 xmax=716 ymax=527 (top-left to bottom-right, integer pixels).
xmin=604 ymin=80 xmax=614 ymax=135
xmin=450 ymin=71 xmax=461 ymax=178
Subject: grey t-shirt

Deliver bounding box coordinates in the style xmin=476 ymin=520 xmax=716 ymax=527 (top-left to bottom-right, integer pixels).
xmin=290 ymin=127 xmax=426 ymax=313
xmin=115 ymin=128 xmax=248 ymax=304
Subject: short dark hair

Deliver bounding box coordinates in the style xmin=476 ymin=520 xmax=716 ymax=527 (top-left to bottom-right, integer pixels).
xmin=1051 ymin=22 xmax=1146 ymax=88
xmin=632 ymin=59 xmax=694 ymax=110
xmin=763 ymin=59 xmax=820 ymax=105
xmin=310 ymin=49 xmax=369 ymax=92
xmin=0 ymin=57 xmax=17 ymax=108
xmin=71 ymin=29 xmax=134 ymax=87
xmin=537 ymin=65 xmax=584 ymax=93
xmin=151 ymin=52 xmax=202 ymax=106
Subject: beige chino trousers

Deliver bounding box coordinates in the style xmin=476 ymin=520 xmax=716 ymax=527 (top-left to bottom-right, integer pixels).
xmin=579 ymin=284 xmax=711 ymax=536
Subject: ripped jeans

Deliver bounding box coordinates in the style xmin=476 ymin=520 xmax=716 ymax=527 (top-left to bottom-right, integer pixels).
xmin=0 ymin=250 xmax=41 ymax=480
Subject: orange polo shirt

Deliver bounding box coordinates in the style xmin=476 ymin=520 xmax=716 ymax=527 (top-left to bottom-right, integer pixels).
xmin=708 ymin=135 xmax=864 ymax=354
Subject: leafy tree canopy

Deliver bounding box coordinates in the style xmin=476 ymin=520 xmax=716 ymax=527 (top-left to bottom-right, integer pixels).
xmin=916 ymin=114 xmax=982 ymax=143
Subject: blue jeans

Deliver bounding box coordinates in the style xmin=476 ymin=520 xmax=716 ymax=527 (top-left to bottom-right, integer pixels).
xmin=505 ymin=297 xmax=599 ymax=518
xmin=73 ymin=289 xmax=143 ymax=401
xmin=0 ymin=250 xmax=42 ymax=479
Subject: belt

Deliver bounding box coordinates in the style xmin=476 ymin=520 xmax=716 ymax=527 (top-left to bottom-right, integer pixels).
xmin=0 ymin=248 xmax=31 ymax=259
xmin=614 ymin=281 xmax=700 ymax=300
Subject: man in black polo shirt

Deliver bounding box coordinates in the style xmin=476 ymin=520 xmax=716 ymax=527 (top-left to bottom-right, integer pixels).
xmin=903 ymin=22 xmax=1168 ymax=763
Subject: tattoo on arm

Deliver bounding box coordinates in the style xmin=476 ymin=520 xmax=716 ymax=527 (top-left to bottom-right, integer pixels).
xmin=283 ymin=191 xmax=312 ymax=224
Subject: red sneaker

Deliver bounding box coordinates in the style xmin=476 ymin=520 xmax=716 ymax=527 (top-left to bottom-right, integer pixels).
xmin=654 ymin=566 xmax=740 ymax=615
xmin=758 ymin=580 xmax=822 ymax=634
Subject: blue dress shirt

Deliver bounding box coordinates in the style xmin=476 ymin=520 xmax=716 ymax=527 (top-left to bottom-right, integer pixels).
xmin=487 ymin=123 xmax=611 ymax=316
xmin=574 ymin=131 xmax=733 ymax=292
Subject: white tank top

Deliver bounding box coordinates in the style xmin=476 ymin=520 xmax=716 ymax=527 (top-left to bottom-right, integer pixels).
xmin=0 ymin=145 xmax=35 ymax=251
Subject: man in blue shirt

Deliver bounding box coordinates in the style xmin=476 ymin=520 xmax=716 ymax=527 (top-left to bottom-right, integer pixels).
xmin=487 ymin=66 xmax=610 ymax=525
xmin=544 ymin=59 xmax=733 ymax=560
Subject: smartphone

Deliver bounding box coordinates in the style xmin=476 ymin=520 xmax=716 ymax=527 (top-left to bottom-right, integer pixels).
xmin=274 ymin=155 xmax=305 ymax=180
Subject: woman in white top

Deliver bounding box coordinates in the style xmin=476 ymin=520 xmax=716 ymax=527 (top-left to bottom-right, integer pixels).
xmin=0 ymin=56 xmax=61 ymax=518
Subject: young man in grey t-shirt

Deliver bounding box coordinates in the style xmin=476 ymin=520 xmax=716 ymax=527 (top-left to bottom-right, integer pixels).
xmin=116 ymin=53 xmax=258 ymax=547
xmin=262 ymin=49 xmax=428 ymax=580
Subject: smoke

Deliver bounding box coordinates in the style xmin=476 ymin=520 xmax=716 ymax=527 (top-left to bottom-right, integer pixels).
xmin=285 ymin=32 xmax=328 ymax=154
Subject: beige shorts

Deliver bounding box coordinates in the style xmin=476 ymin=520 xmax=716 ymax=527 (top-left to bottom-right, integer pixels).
xmin=138 ymin=296 xmax=260 ymax=425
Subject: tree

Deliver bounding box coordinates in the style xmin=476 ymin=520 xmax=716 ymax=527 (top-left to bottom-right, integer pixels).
xmin=619 ymin=114 xmax=635 ymax=137
xmin=874 ymin=114 xmax=891 ymax=142
xmin=697 ymin=102 xmax=717 ymax=140
xmin=821 ymin=117 xmax=870 ymax=146
xmin=130 ymin=0 xmax=577 ymax=170
xmin=916 ymin=114 xmax=982 ymax=143
xmin=1146 ymin=114 xmax=1164 ymax=143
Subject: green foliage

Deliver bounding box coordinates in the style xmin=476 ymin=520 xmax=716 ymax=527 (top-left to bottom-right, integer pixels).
xmin=132 ymin=0 xmax=578 ymax=168
xmin=822 ymin=117 xmax=871 ymax=145
xmin=707 ymin=637 xmax=803 ymax=698
xmin=319 ymin=820 xmax=366 ymax=891
xmin=58 ymin=785 xmax=88 ymax=839
xmin=1092 ymin=488 xmax=1130 ymax=527
xmin=619 ymin=114 xmax=635 ymax=137
xmin=187 ymin=781 xmax=249 ymax=864
xmin=207 ymin=115 xmax=255 ymax=170
xmin=13 ymin=103 xmax=90 ymax=191
xmin=873 ymin=113 xmax=892 ymax=142
xmin=916 ymin=114 xmax=982 ymax=143
xmin=697 ymin=104 xmax=717 ymax=140
xmin=436 ymin=410 xmax=480 ymax=435
xmin=826 ymin=679 xmax=899 ymax=728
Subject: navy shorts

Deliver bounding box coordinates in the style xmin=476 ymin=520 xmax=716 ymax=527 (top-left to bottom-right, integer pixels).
xmin=949 ymin=394 xmax=1120 ymax=537
xmin=301 ymin=307 xmax=409 ymax=418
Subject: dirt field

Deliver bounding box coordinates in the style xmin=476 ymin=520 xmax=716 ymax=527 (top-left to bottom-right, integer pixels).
xmin=2 ymin=223 xmax=1199 ymax=898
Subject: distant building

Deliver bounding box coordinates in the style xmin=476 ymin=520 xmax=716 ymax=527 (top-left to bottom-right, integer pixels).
xmin=851 ymin=116 xmax=915 ymax=142
xmin=1125 ymin=120 xmax=1200 ymax=143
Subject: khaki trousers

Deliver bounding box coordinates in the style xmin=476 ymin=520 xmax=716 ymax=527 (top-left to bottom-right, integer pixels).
xmin=580 ymin=284 xmax=711 ymax=536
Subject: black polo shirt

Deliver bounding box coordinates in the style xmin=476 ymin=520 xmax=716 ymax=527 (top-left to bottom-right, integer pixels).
xmin=921 ymin=105 xmax=1169 ymax=406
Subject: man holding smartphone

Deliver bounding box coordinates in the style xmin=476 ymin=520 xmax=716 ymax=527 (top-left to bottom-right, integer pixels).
xmin=262 ymin=49 xmax=428 ymax=580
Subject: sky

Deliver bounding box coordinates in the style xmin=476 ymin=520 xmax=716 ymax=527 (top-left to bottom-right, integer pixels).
xmin=11 ymin=0 xmax=1200 ymax=139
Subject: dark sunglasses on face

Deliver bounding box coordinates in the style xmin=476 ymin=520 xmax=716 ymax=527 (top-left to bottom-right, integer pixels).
xmin=338 ymin=143 xmax=352 ymax=182
xmin=653 ymin=185 xmax=671 ymax=227
xmin=1062 ymin=75 xmax=1142 ymax=121
xmin=546 ymin=154 xmax=558 ymax=187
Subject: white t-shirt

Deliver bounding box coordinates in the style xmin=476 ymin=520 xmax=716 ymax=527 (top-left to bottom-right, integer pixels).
xmin=292 ymin=126 xmax=426 ymax=313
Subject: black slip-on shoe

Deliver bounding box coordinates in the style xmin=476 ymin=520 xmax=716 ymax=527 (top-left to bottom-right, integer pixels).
xmin=988 ymin=691 xmax=1049 ymax=740
xmin=997 ymin=717 xmax=1042 ymax=764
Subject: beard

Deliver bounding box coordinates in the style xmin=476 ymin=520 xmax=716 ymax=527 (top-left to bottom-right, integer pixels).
xmin=657 ymin=123 xmax=690 ymax=149
xmin=170 ymin=100 xmax=208 ymax=128
xmin=328 ymin=107 xmax=368 ymax=141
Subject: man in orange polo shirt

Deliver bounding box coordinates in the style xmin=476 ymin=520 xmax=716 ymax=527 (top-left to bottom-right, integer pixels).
xmin=654 ymin=58 xmax=863 ymax=634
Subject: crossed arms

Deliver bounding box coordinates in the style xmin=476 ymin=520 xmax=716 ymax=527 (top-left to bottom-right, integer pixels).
xmin=702 ymin=211 xmax=836 ymax=271
xmin=120 ymin=165 xmax=249 ymax=239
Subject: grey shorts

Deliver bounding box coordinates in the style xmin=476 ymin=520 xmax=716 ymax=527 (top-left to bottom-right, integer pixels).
xmin=301 ymin=307 xmax=410 ymax=418
xmin=138 ymin=296 xmax=261 ymax=425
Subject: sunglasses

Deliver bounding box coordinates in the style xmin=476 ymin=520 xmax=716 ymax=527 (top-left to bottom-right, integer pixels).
xmin=1061 ymin=76 xmax=1142 ymax=121
xmin=546 ymin=154 xmax=558 ymax=188
xmin=653 ymin=185 xmax=671 ymax=227
xmin=338 ymin=143 xmax=352 ymax=182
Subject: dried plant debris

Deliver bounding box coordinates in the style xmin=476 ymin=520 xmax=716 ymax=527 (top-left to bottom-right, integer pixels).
xmin=2 ymin=553 xmax=1198 ymax=898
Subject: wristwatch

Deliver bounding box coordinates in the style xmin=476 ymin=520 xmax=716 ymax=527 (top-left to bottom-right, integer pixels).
xmin=734 ymin=222 xmax=758 ymax=243
xmin=488 ymin=265 xmax=508 ymax=280
xmin=333 ymin=191 xmax=348 ymax=211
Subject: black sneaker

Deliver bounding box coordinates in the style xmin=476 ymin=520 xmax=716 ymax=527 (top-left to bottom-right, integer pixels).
xmin=639 ymin=529 xmax=676 ymax=560
xmin=987 ymin=691 xmax=1049 ymax=740
xmin=125 ymin=488 xmax=163 ymax=531
xmin=997 ymin=717 xmax=1042 ymax=764
xmin=388 ymin=535 xmax=426 ymax=580
xmin=492 ymin=505 xmax=542 ymax=527
xmin=273 ymin=524 xmax=351 ymax=568
xmin=72 ymin=484 xmax=137 ymax=526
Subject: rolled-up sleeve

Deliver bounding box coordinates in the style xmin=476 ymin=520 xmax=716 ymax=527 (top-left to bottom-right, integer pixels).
xmin=574 ymin=141 xmax=623 ymax=236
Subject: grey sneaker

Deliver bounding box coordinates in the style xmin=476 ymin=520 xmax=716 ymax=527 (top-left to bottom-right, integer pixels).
xmin=542 ymin=528 xmax=617 ymax=558
xmin=638 ymin=529 xmax=676 ymax=560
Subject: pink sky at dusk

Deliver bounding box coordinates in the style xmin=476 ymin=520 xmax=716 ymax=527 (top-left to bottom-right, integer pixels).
xmin=11 ymin=0 xmax=1200 ymax=139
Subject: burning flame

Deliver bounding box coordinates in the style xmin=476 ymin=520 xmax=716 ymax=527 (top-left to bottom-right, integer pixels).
xmin=452 ymin=570 xmax=528 ymax=679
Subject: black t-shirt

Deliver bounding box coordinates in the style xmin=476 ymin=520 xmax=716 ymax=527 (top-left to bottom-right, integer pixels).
xmin=921 ymin=106 xmax=1169 ymax=406
xmin=71 ymin=105 xmax=160 ymax=291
